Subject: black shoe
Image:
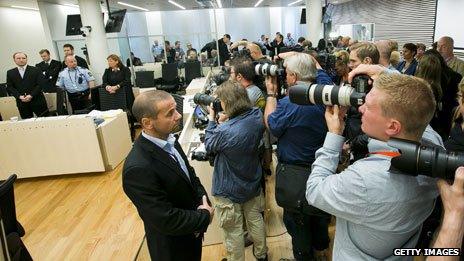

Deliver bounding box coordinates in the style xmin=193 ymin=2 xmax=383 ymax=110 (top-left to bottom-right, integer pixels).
xmin=257 ymin=254 xmax=268 ymax=261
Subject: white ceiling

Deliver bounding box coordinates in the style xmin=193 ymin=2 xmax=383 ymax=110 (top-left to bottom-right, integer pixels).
xmin=0 ymin=0 xmax=352 ymax=11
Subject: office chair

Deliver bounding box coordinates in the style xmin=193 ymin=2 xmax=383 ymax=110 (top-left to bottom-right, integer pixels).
xmin=172 ymin=94 xmax=184 ymax=130
xmin=184 ymin=61 xmax=202 ymax=84
xmin=98 ymin=87 xmax=127 ymax=111
xmin=135 ymin=71 xmax=155 ymax=88
xmin=158 ymin=63 xmax=182 ymax=93
xmin=0 ymin=83 xmax=8 ymax=97
xmin=0 ymin=175 xmax=25 ymax=238
xmin=48 ymin=88 xmax=67 ymax=116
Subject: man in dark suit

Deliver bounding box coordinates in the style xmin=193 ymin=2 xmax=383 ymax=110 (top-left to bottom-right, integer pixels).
xmin=36 ymin=49 xmax=61 ymax=92
xmin=6 ymin=52 xmax=49 ymax=119
xmin=61 ymin=43 xmax=88 ymax=70
xmin=123 ymin=90 xmax=213 ymax=261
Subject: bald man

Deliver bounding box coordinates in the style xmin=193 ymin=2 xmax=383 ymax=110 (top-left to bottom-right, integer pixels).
xmin=438 ymin=36 xmax=464 ymax=76
xmin=375 ymin=40 xmax=398 ymax=71
xmin=6 ymin=52 xmax=49 ymax=118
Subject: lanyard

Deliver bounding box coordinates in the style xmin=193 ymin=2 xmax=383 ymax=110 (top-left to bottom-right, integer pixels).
xmin=368 ymin=151 xmax=401 ymax=157
xmin=68 ymin=68 xmax=80 ymax=85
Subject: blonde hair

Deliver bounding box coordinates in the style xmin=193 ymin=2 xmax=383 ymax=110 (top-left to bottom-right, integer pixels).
xmin=390 ymin=51 xmax=401 ymax=67
xmin=374 ymin=73 xmax=436 ymax=139
xmin=349 ymin=42 xmax=380 ymax=64
xmin=215 ymin=81 xmax=252 ymax=118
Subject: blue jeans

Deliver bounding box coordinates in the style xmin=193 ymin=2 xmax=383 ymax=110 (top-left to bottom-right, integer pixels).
xmin=283 ymin=209 xmax=330 ymax=261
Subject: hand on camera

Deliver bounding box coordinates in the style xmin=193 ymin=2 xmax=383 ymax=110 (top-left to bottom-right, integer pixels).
xmin=347 ymin=64 xmax=385 ymax=84
xmin=197 ymin=195 xmax=214 ymax=223
xmin=207 ymin=105 xmax=216 ymax=121
xmin=437 ymin=167 xmax=464 ymax=220
xmin=265 ymin=76 xmax=278 ymax=95
xmin=325 ymin=105 xmax=347 ymax=135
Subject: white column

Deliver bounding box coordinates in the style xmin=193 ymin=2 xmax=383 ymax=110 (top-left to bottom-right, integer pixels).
xmin=306 ymin=0 xmax=323 ymax=45
xmin=37 ymin=1 xmax=59 ymax=60
xmin=78 ymin=0 xmax=109 ymax=85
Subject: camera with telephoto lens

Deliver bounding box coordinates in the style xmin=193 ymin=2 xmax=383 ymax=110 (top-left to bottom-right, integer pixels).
xmin=211 ymin=66 xmax=230 ymax=86
xmin=289 ymin=75 xmax=371 ymax=107
xmin=193 ymin=93 xmax=223 ymax=113
xmin=254 ymin=62 xmax=287 ymax=97
xmin=388 ymin=138 xmax=464 ymax=180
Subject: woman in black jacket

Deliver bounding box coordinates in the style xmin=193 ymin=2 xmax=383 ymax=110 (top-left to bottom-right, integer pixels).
xmin=102 ymin=54 xmax=135 ymax=112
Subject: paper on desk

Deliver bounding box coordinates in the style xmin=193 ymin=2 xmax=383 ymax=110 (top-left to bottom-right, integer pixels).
xmin=88 ymin=109 xmax=123 ymax=118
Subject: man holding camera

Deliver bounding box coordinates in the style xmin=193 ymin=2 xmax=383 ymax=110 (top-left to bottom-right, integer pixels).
xmin=230 ymin=57 xmax=265 ymax=110
xmin=306 ymin=66 xmax=442 ymax=260
xmin=264 ymin=53 xmax=333 ymax=260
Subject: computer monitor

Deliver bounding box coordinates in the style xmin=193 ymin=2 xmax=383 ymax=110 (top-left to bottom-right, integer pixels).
xmin=105 ymin=9 xmax=127 ymax=33
xmin=66 ymin=14 xmax=83 ymax=36
xmin=300 ymin=8 xmax=306 ymax=24
xmin=322 ymin=4 xmax=335 ymax=23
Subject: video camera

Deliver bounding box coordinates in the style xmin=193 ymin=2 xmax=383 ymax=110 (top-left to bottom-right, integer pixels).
xmin=388 ymin=138 xmax=464 ymax=180
xmin=289 ymin=75 xmax=371 ymax=107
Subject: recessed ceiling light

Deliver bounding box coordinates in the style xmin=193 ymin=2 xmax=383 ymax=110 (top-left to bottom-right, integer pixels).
xmin=288 ymin=0 xmax=303 ymax=6
xmin=117 ymin=1 xmax=149 ymax=11
xmin=254 ymin=0 xmax=264 ymax=7
xmin=11 ymin=5 xmax=39 ymax=11
xmin=168 ymin=0 xmax=186 ymax=10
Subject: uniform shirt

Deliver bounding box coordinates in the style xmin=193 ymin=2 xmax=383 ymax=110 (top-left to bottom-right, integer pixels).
xmin=56 ymin=66 xmax=95 ymax=93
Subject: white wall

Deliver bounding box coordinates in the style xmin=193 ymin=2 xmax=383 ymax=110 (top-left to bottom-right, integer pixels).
xmin=224 ymin=7 xmax=270 ymax=42
xmin=435 ymin=0 xmax=464 ymax=48
xmin=0 ymin=7 xmax=49 ymax=83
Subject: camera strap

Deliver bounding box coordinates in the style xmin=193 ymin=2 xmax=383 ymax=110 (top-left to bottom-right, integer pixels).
xmin=368 ymin=151 xmax=401 ymax=158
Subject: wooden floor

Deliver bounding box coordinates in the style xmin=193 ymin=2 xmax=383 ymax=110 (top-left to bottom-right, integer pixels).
xmin=14 ymin=157 xmax=335 ymax=261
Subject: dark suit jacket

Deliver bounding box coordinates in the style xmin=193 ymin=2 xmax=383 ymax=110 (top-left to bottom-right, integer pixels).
xmin=122 ymin=135 xmax=210 ymax=261
xmin=6 ymin=65 xmax=44 ymax=99
xmin=35 ymin=59 xmax=61 ymax=92
xmin=102 ymin=66 xmax=135 ymax=110
xmin=61 ymin=55 xmax=88 ymax=70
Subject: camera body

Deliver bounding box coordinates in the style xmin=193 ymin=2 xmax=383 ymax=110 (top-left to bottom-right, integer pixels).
xmin=289 ymin=75 xmax=372 ymax=107
xmin=80 ymin=26 xmax=92 ymax=37
xmin=193 ymin=93 xmax=223 ymax=114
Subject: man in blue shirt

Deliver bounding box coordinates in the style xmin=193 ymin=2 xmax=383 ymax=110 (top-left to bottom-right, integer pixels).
xmin=56 ymin=55 xmax=95 ymax=113
xmin=264 ymin=52 xmax=332 ymax=260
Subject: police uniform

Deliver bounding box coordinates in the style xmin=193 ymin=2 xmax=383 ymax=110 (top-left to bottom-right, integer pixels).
xmin=56 ymin=66 xmax=95 ymax=112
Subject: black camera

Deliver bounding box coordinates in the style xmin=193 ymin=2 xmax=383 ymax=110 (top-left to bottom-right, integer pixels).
xmin=191 ymin=134 xmax=216 ymax=166
xmin=388 ymin=138 xmax=464 ymax=180
xmin=289 ymin=75 xmax=372 ymax=107
xmin=231 ymin=49 xmax=252 ymax=59
xmin=211 ymin=67 xmax=230 ymax=86
xmin=193 ymin=93 xmax=223 ymax=113
xmin=254 ymin=62 xmax=287 ymax=97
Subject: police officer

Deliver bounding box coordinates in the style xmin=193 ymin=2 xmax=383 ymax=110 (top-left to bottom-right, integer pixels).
xmin=57 ymin=55 xmax=95 ymax=113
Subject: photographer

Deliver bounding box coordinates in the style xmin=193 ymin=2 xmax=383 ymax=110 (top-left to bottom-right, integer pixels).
xmin=265 ymin=33 xmax=285 ymax=59
xmin=306 ymin=66 xmax=443 ymax=260
xmin=204 ymin=81 xmax=267 ymax=261
xmin=264 ymin=53 xmax=333 ymax=260
xmin=230 ymin=57 xmax=265 ymax=109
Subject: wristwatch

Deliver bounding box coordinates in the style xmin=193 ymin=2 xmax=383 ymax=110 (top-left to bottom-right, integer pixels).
xmin=267 ymin=93 xmax=277 ymax=98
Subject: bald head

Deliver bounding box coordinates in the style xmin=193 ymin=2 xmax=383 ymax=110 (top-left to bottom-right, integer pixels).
xmin=438 ymin=36 xmax=454 ymax=60
xmin=246 ymin=43 xmax=263 ymax=60
xmin=375 ymin=40 xmax=395 ymax=67
xmin=132 ymin=90 xmax=173 ymax=123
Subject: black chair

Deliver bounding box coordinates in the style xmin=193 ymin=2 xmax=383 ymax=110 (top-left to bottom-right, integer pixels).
xmin=0 ymin=175 xmax=24 ymax=238
xmin=48 ymin=88 xmax=67 ymax=116
xmin=135 ymin=71 xmax=155 ymax=88
xmin=0 ymin=83 xmax=7 ymax=97
xmin=184 ymin=61 xmax=202 ymax=84
xmin=172 ymin=94 xmax=184 ymax=130
xmin=98 ymin=87 xmax=127 ymax=111
xmin=157 ymin=63 xmax=182 ymax=93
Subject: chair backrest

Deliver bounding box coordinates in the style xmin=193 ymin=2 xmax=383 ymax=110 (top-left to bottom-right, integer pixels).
xmin=162 ymin=63 xmax=179 ymax=83
xmin=0 ymin=175 xmax=21 ymax=236
xmin=184 ymin=61 xmax=202 ymax=84
xmin=0 ymin=84 xmax=7 ymax=98
xmin=99 ymin=87 xmax=127 ymax=111
xmin=172 ymin=94 xmax=184 ymax=130
xmin=135 ymin=71 xmax=155 ymax=88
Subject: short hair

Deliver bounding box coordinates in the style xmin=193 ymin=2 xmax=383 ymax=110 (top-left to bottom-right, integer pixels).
xmin=63 ymin=44 xmax=74 ymax=50
xmin=439 ymin=36 xmax=454 ymax=48
xmin=276 ymin=34 xmax=283 ymax=41
xmin=64 ymin=54 xmax=76 ymax=61
xmin=284 ymin=53 xmax=317 ymax=82
xmin=375 ymin=40 xmax=394 ymax=61
xmin=12 ymin=52 xmax=27 ymax=59
xmin=374 ymin=73 xmax=436 ymax=139
xmin=39 ymin=49 xmax=50 ymax=55
xmin=389 ymin=40 xmax=399 ymax=51
xmin=297 ymin=37 xmax=305 ymax=43
xmin=390 ymin=51 xmax=401 ymax=67
xmin=230 ymin=57 xmax=255 ymax=82
xmin=175 ymin=41 xmax=180 ymax=45
xmin=165 ymin=40 xmax=170 ymax=46
xmin=416 ymin=43 xmax=426 ymax=51
xmin=403 ymin=43 xmax=417 ymax=56
xmin=107 ymin=54 xmax=124 ymax=69
xmin=224 ymin=34 xmax=231 ymax=39
xmin=215 ymin=81 xmax=252 ymax=118
xmin=132 ymin=90 xmax=173 ymax=123
xmin=349 ymin=42 xmax=380 ymax=64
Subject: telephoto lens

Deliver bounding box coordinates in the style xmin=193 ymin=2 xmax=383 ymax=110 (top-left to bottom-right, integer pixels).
xmin=254 ymin=63 xmax=285 ymax=77
xmin=193 ymin=93 xmax=215 ymax=106
xmin=388 ymin=137 xmax=464 ymax=180
xmin=289 ymin=83 xmax=366 ymax=107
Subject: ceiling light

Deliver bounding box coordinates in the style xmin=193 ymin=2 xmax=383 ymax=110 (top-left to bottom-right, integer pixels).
xmin=288 ymin=0 xmax=303 ymax=6
xmin=254 ymin=0 xmax=264 ymax=7
xmin=11 ymin=5 xmax=39 ymax=11
xmin=216 ymin=0 xmax=222 ymax=8
xmin=168 ymin=0 xmax=186 ymax=10
xmin=63 ymin=3 xmax=80 ymax=8
xmin=117 ymin=1 xmax=149 ymax=11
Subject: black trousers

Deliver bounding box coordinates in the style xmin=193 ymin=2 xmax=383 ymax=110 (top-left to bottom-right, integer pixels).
xmin=67 ymin=90 xmax=91 ymax=113
xmin=283 ymin=209 xmax=330 ymax=261
xmin=16 ymin=94 xmax=49 ymax=119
